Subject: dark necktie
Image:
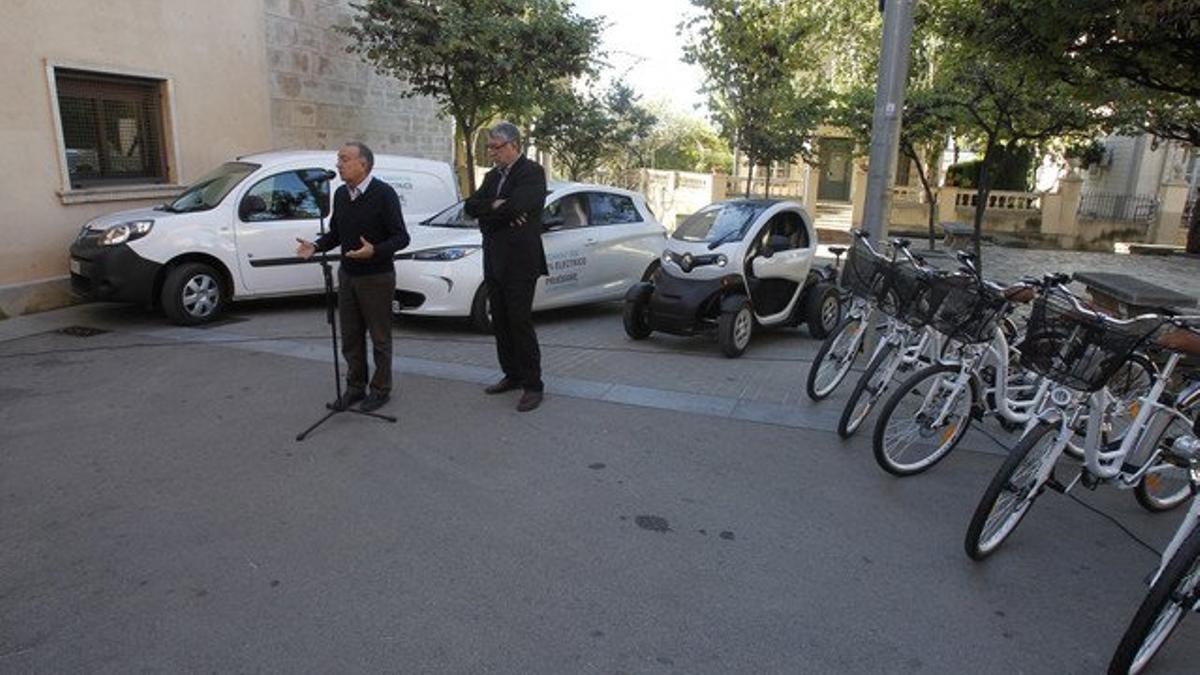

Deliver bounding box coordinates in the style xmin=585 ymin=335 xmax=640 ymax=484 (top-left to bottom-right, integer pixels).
xmin=495 ymin=168 xmax=509 ymax=197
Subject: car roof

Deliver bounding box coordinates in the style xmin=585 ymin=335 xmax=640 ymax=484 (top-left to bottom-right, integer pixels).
xmin=234 ymin=149 xmax=452 ymax=173
xmin=548 ymin=180 xmax=645 ymax=200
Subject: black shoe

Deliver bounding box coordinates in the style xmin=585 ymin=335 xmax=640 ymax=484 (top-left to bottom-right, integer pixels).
xmin=328 ymin=389 xmax=365 ymax=411
xmin=360 ymin=391 xmax=390 ymax=412
xmin=517 ymin=390 xmax=543 ymax=412
xmin=485 ymin=377 xmax=522 ymax=394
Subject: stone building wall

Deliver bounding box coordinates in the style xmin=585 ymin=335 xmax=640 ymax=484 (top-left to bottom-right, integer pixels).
xmin=263 ymin=0 xmax=454 ymax=162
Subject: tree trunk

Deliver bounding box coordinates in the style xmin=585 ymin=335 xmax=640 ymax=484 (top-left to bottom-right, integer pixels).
xmin=904 ymin=141 xmax=936 ymax=250
xmin=764 ymin=170 xmax=771 ymax=198
xmin=971 ymin=136 xmax=997 ymax=274
xmin=1188 ymin=199 xmax=1200 ymax=254
xmin=745 ymin=161 xmax=755 ymax=198
xmin=461 ymin=119 xmax=479 ymax=194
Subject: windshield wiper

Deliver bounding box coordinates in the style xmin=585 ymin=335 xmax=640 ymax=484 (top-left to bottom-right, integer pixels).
xmin=706 ymin=227 xmax=743 ymax=250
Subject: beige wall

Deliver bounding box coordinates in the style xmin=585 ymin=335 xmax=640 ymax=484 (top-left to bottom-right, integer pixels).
xmin=0 ymin=0 xmax=272 ymax=292
xmin=264 ymin=0 xmax=453 ymax=162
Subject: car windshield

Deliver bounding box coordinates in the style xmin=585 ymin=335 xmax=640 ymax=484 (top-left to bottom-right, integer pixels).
xmin=672 ymin=201 xmax=769 ymax=244
xmin=164 ymin=162 xmax=260 ymax=213
xmin=422 ymin=200 xmax=478 ymax=228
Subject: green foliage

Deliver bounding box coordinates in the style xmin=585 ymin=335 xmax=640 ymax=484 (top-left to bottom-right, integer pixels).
xmin=681 ymin=0 xmax=828 ymax=193
xmin=639 ymin=107 xmax=733 ymax=174
xmin=944 ymin=145 xmax=1034 ymax=191
xmin=530 ymin=81 xmax=657 ymax=181
xmin=340 ymin=0 xmax=602 ymax=191
xmin=1062 ymin=138 xmax=1106 ymax=169
xmin=950 ymin=1 xmax=1200 ymax=148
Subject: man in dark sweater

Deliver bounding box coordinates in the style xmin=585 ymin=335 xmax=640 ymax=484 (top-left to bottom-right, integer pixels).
xmin=296 ymin=142 xmax=409 ymax=412
xmin=464 ymin=122 xmax=548 ymax=412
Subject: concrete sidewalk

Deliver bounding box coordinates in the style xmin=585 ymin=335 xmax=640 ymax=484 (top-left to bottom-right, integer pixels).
xmin=3 ymin=301 xmax=1200 ymax=672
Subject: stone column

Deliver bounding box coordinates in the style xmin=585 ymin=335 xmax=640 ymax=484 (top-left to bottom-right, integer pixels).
xmin=850 ymin=162 xmax=868 ymax=227
xmin=936 ymin=187 xmax=959 ymax=227
xmin=804 ymin=163 xmax=819 ymax=207
xmin=1153 ymin=179 xmax=1190 ymax=245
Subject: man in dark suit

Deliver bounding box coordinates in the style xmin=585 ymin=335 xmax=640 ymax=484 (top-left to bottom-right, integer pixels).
xmin=464 ymin=122 xmax=548 ymax=412
xmin=296 ymin=141 xmax=409 ymax=413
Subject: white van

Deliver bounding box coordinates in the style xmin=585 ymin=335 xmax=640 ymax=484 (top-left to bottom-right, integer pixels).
xmin=68 ymin=150 xmax=459 ymax=324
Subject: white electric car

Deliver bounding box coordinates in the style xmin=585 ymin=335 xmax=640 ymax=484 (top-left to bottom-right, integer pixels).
xmin=393 ymin=182 xmax=667 ymax=331
xmin=68 ymin=150 xmax=459 ymax=324
xmin=623 ymin=199 xmax=841 ymax=357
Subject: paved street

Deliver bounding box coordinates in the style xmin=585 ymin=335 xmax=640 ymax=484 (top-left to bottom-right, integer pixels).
xmin=2 ymin=272 xmax=1200 ymax=672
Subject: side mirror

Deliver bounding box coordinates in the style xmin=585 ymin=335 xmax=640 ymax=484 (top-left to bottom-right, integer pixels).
xmin=239 ymin=195 xmax=268 ymax=221
xmin=542 ymin=215 xmax=566 ymax=231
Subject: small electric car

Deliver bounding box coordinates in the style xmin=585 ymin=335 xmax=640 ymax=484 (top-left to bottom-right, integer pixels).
xmin=623 ymin=199 xmax=841 ymax=357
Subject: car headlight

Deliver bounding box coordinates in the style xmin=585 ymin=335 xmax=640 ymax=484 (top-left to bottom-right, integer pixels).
xmin=410 ymin=245 xmax=480 ymax=261
xmin=661 ymin=250 xmax=673 ymax=264
xmin=100 ymin=220 xmax=154 ymax=246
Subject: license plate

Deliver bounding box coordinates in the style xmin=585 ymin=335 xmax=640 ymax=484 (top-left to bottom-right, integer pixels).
xmin=69 ymin=258 xmax=82 ymax=275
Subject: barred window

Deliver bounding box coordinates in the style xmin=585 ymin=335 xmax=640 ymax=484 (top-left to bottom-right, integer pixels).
xmin=55 ymin=68 xmax=168 ymax=188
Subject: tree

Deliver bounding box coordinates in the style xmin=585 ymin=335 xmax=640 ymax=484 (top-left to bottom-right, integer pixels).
xmin=681 ymin=0 xmax=825 ymax=197
xmin=529 ymin=81 xmax=657 ymax=181
xmin=832 ymin=84 xmax=956 ymax=249
xmin=952 ymin=0 xmax=1200 ymax=251
xmin=635 ymin=107 xmax=733 ymax=174
xmin=340 ymin=0 xmax=602 ymax=192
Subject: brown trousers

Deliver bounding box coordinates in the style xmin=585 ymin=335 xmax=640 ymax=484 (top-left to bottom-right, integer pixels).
xmin=337 ymin=268 xmax=395 ymax=394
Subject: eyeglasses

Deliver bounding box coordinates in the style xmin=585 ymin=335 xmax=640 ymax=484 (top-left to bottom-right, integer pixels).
xmin=486 ymin=141 xmax=511 ymax=151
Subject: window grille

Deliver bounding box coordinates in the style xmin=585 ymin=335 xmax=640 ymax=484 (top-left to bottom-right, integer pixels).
xmin=55 ymin=68 xmax=168 ymax=188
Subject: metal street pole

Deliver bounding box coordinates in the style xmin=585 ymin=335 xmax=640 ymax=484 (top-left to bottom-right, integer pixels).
xmin=861 ymin=0 xmax=917 ymax=241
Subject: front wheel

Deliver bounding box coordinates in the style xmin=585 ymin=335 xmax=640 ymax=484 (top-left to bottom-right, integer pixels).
xmin=469 ymin=283 xmax=493 ymax=334
xmin=1134 ymin=389 xmax=1200 ymax=513
xmin=1108 ymin=528 xmax=1200 ymax=674
xmin=161 ymin=262 xmax=225 ymax=325
xmin=838 ymin=341 xmax=898 ymax=438
xmin=872 ymin=363 xmax=974 ymax=476
xmin=806 ymin=315 xmax=865 ymax=401
xmin=964 ymin=421 xmax=1063 ymax=561
xmin=717 ymin=298 xmax=753 ymax=358
xmin=623 ymin=295 xmax=653 ymax=340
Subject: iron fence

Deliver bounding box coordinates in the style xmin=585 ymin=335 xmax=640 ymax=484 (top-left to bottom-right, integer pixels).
xmin=1078 ymin=192 xmax=1159 ymax=224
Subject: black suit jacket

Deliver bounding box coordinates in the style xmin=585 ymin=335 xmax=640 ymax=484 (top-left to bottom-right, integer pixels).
xmin=464 ymin=155 xmax=549 ymax=281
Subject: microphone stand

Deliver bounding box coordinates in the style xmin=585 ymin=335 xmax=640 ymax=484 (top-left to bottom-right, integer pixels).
xmin=297 ymin=173 xmax=397 ymax=441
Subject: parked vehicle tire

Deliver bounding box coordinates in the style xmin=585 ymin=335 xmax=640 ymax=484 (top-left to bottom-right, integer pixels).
xmin=623 ymin=295 xmax=653 ymax=340
xmin=718 ymin=297 xmax=753 ymax=358
xmin=1108 ymin=527 xmax=1200 ymax=675
xmin=838 ymin=340 xmax=898 ymax=438
xmin=964 ymin=421 xmax=1062 ymax=561
xmin=872 ymin=363 xmax=974 ymax=476
xmin=161 ymin=261 xmax=225 ymax=325
xmin=806 ymin=315 xmax=865 ymax=401
xmin=469 ymin=283 xmax=492 ymax=334
xmin=805 ymin=282 xmax=841 ymax=339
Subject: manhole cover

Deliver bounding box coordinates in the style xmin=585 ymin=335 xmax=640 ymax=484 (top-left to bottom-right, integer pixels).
xmin=55 ymin=325 xmax=110 ymax=338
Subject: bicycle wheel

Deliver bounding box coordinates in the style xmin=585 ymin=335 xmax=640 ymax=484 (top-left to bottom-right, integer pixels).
xmin=872 ymin=363 xmax=974 ymax=476
xmin=964 ymin=421 xmax=1063 ymax=560
xmin=806 ymin=315 xmax=864 ymax=401
xmin=1134 ymin=392 xmax=1200 ymax=513
xmin=1108 ymin=527 xmax=1200 ymax=674
xmin=838 ymin=340 xmax=898 ymax=438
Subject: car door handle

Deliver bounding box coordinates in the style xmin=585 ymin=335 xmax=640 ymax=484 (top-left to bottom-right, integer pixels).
xmin=585 ymin=238 xmax=598 ymax=246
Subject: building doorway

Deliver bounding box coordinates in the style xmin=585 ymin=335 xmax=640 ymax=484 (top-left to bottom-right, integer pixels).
xmin=817 ymin=138 xmax=853 ymax=202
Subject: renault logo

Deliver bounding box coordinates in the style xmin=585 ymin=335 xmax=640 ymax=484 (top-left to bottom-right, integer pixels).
xmin=680 ymin=253 xmax=694 ymax=272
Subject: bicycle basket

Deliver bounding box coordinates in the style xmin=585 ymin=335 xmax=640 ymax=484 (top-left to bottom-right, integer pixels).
xmin=1018 ymin=288 xmax=1165 ymax=392
xmin=886 ymin=263 xmax=945 ymax=328
xmin=841 ymin=240 xmax=888 ymax=301
xmin=925 ymin=275 xmax=1008 ymax=344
